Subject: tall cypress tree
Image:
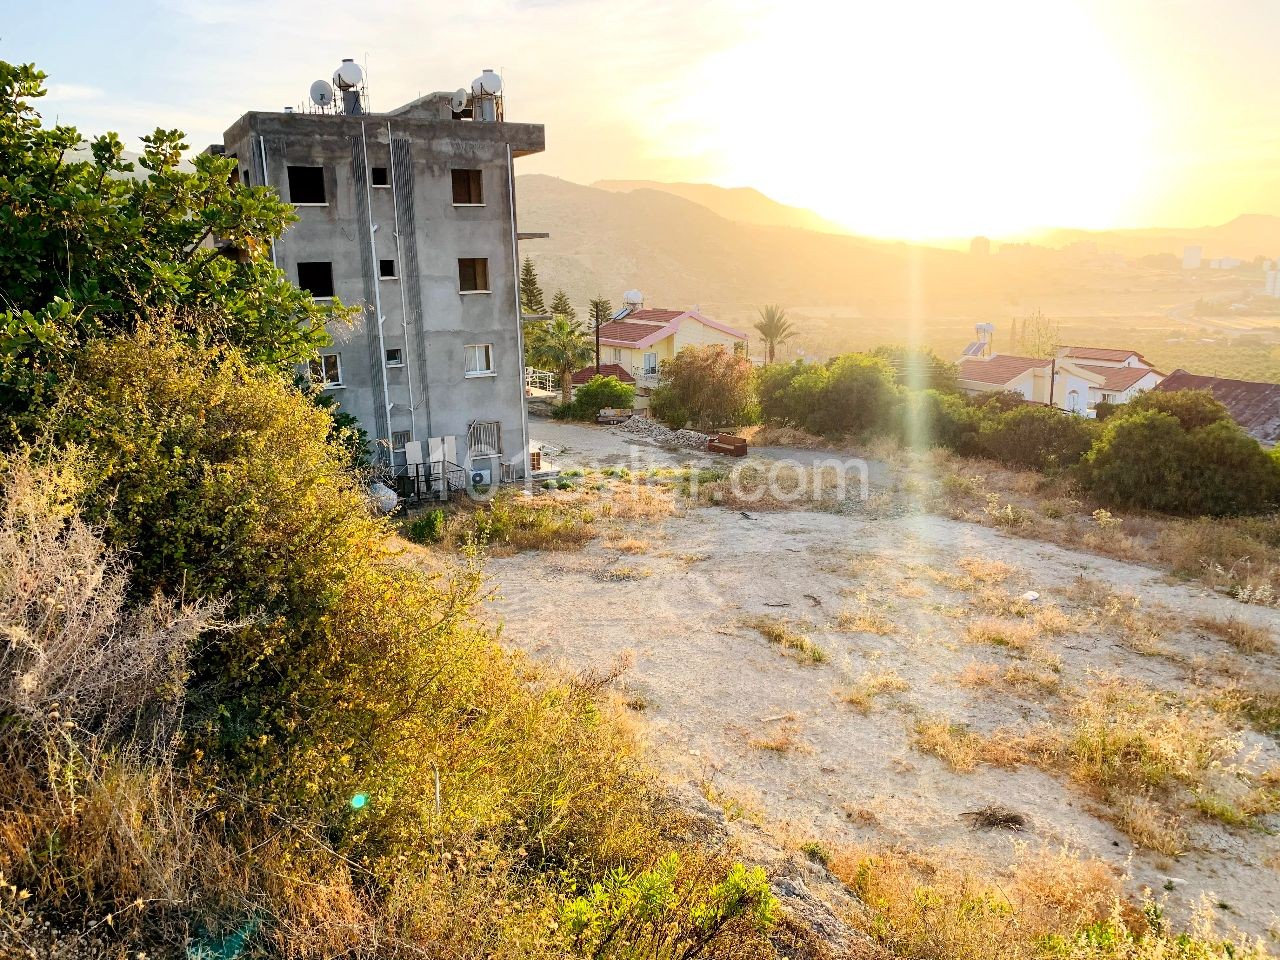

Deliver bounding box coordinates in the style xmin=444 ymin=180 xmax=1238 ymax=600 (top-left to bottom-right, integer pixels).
xmin=519 ymin=257 xmax=546 ymax=316
xmin=588 ymin=298 xmax=614 ymax=373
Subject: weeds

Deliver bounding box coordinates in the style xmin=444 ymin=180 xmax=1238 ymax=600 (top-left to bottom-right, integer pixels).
xmin=842 ymin=669 xmax=910 ymax=713
xmin=744 ymin=616 xmax=828 ymax=664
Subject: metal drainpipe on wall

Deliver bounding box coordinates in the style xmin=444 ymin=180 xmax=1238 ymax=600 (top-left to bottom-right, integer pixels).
xmin=258 ymin=135 xmax=276 ymax=267
xmin=506 ymin=142 xmax=531 ymax=484
xmin=360 ymin=122 xmax=394 ymax=455
xmin=385 ymin=121 xmax=416 ymax=444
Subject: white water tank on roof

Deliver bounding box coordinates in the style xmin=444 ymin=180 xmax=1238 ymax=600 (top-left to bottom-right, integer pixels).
xmin=623 ymin=289 xmax=643 ymax=309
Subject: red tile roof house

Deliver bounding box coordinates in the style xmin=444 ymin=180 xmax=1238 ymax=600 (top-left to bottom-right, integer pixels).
xmin=957 ymin=349 xmax=1163 ymax=416
xmin=579 ymin=307 xmax=750 ymax=399
xmin=1156 ymin=370 xmax=1280 ymax=445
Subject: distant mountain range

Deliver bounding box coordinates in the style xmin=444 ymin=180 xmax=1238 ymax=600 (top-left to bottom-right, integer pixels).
xmin=515 ymin=175 xmax=1279 ymax=323
xmin=1036 ymin=214 xmax=1280 ymax=261
xmin=514 ymin=174 xmax=1000 ymax=319
xmin=591 ymin=180 xmax=851 ymax=235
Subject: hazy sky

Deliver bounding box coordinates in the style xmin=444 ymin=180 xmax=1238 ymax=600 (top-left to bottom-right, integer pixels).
xmin=6 ymin=0 xmax=1280 ymax=240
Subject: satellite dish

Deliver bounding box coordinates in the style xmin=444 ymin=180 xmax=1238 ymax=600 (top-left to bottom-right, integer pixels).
xmin=309 ymin=80 xmax=334 ymax=107
xmin=333 ymin=59 xmax=364 ymax=89
xmin=450 ymin=88 xmax=469 ymax=113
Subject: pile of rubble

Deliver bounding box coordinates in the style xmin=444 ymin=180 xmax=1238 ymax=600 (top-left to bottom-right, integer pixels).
xmin=615 ymin=417 xmax=709 ymax=450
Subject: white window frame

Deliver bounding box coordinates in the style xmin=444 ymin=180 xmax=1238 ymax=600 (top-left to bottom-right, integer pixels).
xmin=642 ymin=351 xmax=658 ymax=376
xmin=611 ymin=347 xmax=623 ymax=364
xmin=464 ymin=343 xmax=495 ymax=378
xmin=385 ymin=347 xmax=404 ymax=367
xmin=311 ymin=352 xmax=343 ymax=388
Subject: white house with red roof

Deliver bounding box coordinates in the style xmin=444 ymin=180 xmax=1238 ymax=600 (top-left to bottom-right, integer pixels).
xmin=575 ymin=301 xmax=750 ymax=390
xmin=957 ymin=339 xmax=1164 ymax=416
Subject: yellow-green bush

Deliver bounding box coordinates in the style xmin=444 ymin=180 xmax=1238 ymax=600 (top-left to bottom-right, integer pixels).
xmin=0 ymin=329 xmax=780 ymax=958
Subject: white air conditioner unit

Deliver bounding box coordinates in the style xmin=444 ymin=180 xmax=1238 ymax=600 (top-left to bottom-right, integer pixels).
xmin=470 ymin=469 xmax=492 ymax=487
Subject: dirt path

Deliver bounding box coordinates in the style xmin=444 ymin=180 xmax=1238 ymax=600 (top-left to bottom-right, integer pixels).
xmin=492 ymin=419 xmax=1280 ymax=939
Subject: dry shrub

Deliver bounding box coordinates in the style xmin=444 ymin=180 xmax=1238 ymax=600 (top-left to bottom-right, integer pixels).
xmin=834 ymin=603 xmax=897 ymax=636
xmin=747 ymin=716 xmax=806 ymax=753
xmin=1068 ymin=578 xmax=1169 ymax=654
xmin=600 ymin=482 xmax=676 ymax=521
xmin=956 ymin=556 xmax=1015 ymax=586
xmin=0 ymin=454 xmax=224 ymax=753
xmin=842 ymin=669 xmax=910 ymax=713
xmin=743 ymin=615 xmax=828 ymax=664
xmin=912 ymin=718 xmax=980 ymax=772
xmin=610 ymin=537 xmax=651 ymax=555
xmin=1155 ymin=517 xmax=1280 ymax=603
xmin=1192 ymin=615 xmax=1275 ymax=654
xmin=828 ymin=843 xmax=1122 ymax=960
xmin=963 ymin=616 xmax=1038 ymax=653
xmin=1113 ymin=794 xmax=1188 ymax=856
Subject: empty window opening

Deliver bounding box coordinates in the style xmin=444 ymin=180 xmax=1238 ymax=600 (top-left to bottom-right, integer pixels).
xmin=371 ymin=166 xmax=390 ymax=187
xmin=287 ymin=165 xmax=326 ymax=204
xmin=391 ymin=430 xmax=412 ymax=451
xmin=464 ymin=343 xmax=494 ymax=377
xmin=458 ymin=258 xmax=489 ymax=292
xmin=379 ymin=258 xmax=397 ymax=279
xmin=310 ymin=353 xmax=342 ymax=386
xmin=385 ymin=347 xmax=404 ymax=366
xmin=452 ymin=169 xmax=483 ymax=205
xmin=297 ymin=261 xmax=335 ymax=298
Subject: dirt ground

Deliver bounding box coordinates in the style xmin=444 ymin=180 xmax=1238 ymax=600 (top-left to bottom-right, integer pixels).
xmin=484 ymin=419 xmax=1280 ymax=940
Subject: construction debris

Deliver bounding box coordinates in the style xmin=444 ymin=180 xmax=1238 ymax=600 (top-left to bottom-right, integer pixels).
xmin=614 ymin=417 xmax=710 ymax=450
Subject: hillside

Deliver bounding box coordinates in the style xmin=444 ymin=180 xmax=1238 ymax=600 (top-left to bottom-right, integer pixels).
xmin=592 ymin=179 xmax=851 ymax=235
xmin=515 ymin=175 xmax=1003 ymax=322
xmin=1036 ymin=214 xmax=1280 ymax=261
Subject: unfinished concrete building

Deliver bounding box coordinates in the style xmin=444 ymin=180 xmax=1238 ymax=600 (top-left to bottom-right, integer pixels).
xmin=216 ymin=62 xmax=544 ymax=490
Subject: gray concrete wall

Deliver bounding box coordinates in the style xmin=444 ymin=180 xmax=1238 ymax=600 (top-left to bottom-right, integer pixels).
xmin=222 ymin=106 xmax=544 ymax=477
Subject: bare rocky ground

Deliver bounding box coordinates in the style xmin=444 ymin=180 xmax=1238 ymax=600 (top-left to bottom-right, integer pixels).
xmin=485 ymin=420 xmax=1280 ymax=942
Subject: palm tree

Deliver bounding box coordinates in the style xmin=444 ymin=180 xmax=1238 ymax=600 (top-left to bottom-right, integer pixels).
xmin=526 ymin=314 xmax=594 ymax=405
xmin=754 ymin=304 xmax=797 ymax=364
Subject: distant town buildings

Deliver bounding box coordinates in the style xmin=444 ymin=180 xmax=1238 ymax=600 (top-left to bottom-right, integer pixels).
xmin=1182 ymin=245 xmax=1202 ymax=269
xmin=1266 ymin=268 xmax=1280 ymax=298
xmin=969 ymin=236 xmax=990 ymax=256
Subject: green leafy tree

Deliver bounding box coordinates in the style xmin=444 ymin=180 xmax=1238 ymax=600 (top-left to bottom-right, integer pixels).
xmin=526 ymin=314 xmax=593 ymax=404
xmin=549 ymin=289 xmax=576 ymax=323
xmin=0 ymin=60 xmax=334 ymax=434
xmin=558 ymin=374 xmax=636 ymax=421
xmin=1081 ymin=408 xmax=1280 ymax=516
xmin=870 ymin=345 xmax=960 ymax=393
xmin=1125 ymin=388 xmax=1232 ymax=432
xmin=651 ymin=345 xmax=756 ymax=430
xmin=753 ymin=304 xmax=797 ymax=364
xmin=978 ymin=405 xmax=1098 ymax=472
xmin=1016 ymin=309 xmax=1061 ymax=358
xmin=519 ymin=256 xmax=547 ymax=316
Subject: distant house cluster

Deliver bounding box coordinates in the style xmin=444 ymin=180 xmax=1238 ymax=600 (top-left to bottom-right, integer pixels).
xmin=955 ymin=324 xmax=1280 ymax=446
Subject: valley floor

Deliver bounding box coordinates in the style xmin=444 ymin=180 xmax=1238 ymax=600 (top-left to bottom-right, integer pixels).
xmin=482 ymin=420 xmax=1280 ymax=942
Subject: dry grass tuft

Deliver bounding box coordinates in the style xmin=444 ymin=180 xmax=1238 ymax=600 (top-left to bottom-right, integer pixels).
xmin=963 ymin=616 xmax=1038 ymax=653
xmin=1192 ymin=615 xmax=1275 ymax=654
xmin=747 ymin=715 xmax=806 ymax=753
xmin=841 ymin=669 xmax=910 ymax=713
xmin=834 ymin=600 xmax=897 ymax=635
xmin=827 ymin=843 xmax=1131 ymax=960
xmin=743 ymin=615 xmax=828 ymax=664
xmin=912 ymin=718 xmax=981 ymax=772
xmin=956 ymin=556 xmax=1016 ymax=586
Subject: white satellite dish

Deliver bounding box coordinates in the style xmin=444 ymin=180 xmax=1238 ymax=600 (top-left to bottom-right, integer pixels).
xmin=333 ymin=59 xmax=364 ymax=90
xmin=309 ymin=80 xmax=334 ymax=107
xmin=450 ymin=88 xmax=469 ymax=113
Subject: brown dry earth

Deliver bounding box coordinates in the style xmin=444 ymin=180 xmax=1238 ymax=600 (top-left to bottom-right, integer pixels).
xmin=483 ymin=420 xmax=1280 ymax=939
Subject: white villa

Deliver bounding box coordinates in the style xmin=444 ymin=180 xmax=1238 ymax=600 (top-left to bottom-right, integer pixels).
xmin=956 ymin=335 xmax=1163 ymax=416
